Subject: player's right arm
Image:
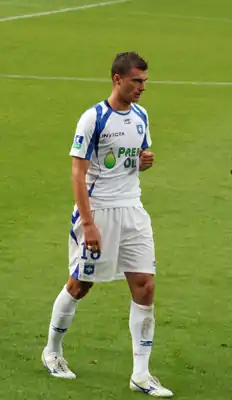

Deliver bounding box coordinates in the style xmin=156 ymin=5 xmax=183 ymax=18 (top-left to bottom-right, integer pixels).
xmin=71 ymin=157 xmax=101 ymax=252
xmin=70 ymin=108 xmax=101 ymax=253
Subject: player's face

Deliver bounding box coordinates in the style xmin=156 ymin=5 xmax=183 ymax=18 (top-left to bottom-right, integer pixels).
xmin=115 ymin=68 xmax=148 ymax=104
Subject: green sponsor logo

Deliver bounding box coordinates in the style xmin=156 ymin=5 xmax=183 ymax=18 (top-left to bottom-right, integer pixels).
xmin=124 ymin=158 xmax=137 ymax=168
xmin=104 ymin=147 xmax=140 ymax=169
xmin=117 ymin=147 xmax=140 ymax=169
xmin=104 ymin=150 xmax=116 ymax=169
xmin=118 ymin=147 xmax=140 ymax=158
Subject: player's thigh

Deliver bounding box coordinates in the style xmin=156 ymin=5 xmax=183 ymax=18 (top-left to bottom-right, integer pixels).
xmin=118 ymin=206 xmax=156 ymax=275
xmin=69 ymin=208 xmax=120 ymax=282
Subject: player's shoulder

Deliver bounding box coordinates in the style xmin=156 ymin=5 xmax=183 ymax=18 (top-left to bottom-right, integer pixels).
xmin=131 ymin=103 xmax=149 ymax=126
xmin=78 ymin=100 xmax=107 ymax=121
xmin=132 ymin=103 xmax=148 ymax=116
xmin=78 ymin=106 xmax=96 ymax=122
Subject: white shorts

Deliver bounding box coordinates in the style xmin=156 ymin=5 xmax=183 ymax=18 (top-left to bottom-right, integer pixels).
xmin=69 ymin=206 xmax=156 ymax=282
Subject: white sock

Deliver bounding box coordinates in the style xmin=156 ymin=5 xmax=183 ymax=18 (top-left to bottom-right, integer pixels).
xmin=45 ymin=285 xmax=79 ymax=356
xmin=129 ymin=300 xmax=155 ymax=380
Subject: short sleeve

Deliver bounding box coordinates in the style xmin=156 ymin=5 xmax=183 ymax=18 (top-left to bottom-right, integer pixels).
xmin=69 ymin=108 xmax=97 ymax=160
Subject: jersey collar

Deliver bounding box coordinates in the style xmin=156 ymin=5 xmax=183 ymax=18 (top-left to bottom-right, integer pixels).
xmin=104 ymin=100 xmax=131 ymax=116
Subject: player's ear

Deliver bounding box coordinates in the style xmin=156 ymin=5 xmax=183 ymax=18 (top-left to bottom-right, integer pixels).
xmin=113 ymin=73 xmax=121 ymax=86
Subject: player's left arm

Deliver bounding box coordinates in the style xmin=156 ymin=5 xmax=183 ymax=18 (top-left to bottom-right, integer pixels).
xmin=139 ymin=111 xmax=154 ymax=172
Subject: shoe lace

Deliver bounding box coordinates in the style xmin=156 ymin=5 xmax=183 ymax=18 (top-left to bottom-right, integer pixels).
xmin=53 ymin=356 xmax=69 ymax=373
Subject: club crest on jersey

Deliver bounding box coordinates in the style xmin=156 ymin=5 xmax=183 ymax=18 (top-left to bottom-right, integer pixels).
xmin=136 ymin=124 xmax=144 ymax=135
xmin=83 ymin=263 xmax=95 ymax=275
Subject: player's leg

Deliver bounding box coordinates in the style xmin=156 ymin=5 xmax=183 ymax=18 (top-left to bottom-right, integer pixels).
xmin=127 ymin=276 xmax=172 ymax=397
xmin=45 ymin=278 xmax=93 ymax=356
xmin=125 ymin=272 xmax=157 ymax=382
xmin=42 ymin=208 xmax=120 ymax=379
xmin=42 ymin=278 xmax=93 ymax=379
xmin=42 ymin=209 xmax=94 ymax=379
xmin=119 ymin=207 xmax=173 ymax=397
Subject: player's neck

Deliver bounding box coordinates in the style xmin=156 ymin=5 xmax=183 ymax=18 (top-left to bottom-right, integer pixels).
xmin=107 ymin=94 xmax=131 ymax=111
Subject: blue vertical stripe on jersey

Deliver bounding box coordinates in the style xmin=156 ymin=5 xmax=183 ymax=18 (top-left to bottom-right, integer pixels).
xmin=85 ymin=104 xmax=112 ymax=159
xmin=85 ymin=104 xmax=102 ymax=160
xmin=131 ymin=104 xmax=148 ymax=127
xmin=71 ymin=209 xmax=80 ymax=225
xmin=95 ymin=106 xmax=112 ymax=157
xmin=70 ymin=229 xmax=78 ymax=245
xmin=141 ymin=134 xmax=149 ymax=150
xmin=70 ymin=181 xmax=95 ymax=226
xmin=88 ymin=181 xmax=95 ymax=197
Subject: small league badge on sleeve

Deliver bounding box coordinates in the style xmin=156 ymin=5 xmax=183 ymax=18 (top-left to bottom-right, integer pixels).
xmin=73 ymin=134 xmax=84 ymax=149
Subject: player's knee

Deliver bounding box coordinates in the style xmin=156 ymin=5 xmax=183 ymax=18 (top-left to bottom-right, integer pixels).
xmin=66 ymin=278 xmax=93 ymax=300
xmin=140 ymin=278 xmax=154 ymax=304
xmin=144 ymin=279 xmax=154 ymax=299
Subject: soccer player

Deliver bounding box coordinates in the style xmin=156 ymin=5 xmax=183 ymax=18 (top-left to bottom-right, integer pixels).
xmin=42 ymin=52 xmax=173 ymax=398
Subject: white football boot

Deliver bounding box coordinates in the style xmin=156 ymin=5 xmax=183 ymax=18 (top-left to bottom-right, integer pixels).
xmin=42 ymin=348 xmax=76 ymax=379
xmin=130 ymin=374 xmax=173 ymax=397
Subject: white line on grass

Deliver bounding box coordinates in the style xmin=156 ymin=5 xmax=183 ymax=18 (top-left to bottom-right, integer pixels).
xmin=1 ymin=74 xmax=232 ymax=87
xmin=131 ymin=11 xmax=232 ymax=24
xmin=151 ymin=80 xmax=232 ymax=86
xmin=0 ymin=0 xmax=130 ymax=22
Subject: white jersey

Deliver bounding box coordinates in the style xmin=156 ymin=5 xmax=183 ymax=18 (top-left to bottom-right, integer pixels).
xmin=69 ymin=100 xmax=152 ymax=209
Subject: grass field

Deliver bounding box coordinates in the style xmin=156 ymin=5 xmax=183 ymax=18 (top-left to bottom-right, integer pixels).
xmin=0 ymin=1 xmax=232 ymax=399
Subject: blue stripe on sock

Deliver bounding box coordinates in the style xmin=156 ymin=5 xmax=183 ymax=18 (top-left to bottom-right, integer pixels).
xmin=52 ymin=325 xmax=68 ymax=333
xmin=140 ymin=340 xmax=153 ymax=347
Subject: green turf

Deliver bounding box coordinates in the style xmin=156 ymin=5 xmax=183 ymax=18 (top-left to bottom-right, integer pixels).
xmin=0 ymin=0 xmax=232 ymax=399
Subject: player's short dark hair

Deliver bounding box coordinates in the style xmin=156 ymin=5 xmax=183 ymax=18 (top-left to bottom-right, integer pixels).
xmin=111 ymin=52 xmax=148 ymax=79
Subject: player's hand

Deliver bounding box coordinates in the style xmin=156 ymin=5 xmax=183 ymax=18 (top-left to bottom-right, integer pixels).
xmin=83 ymin=223 xmax=101 ymax=254
xmin=139 ymin=151 xmax=154 ymax=171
